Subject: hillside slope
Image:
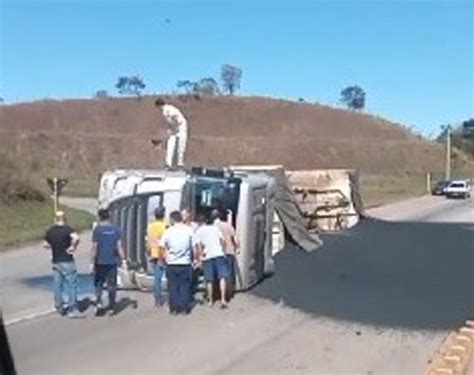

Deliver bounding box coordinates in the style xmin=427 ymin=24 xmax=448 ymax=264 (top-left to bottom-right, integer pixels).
xmin=0 ymin=95 xmax=471 ymax=195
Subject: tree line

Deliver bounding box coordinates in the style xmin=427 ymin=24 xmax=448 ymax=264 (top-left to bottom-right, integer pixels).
xmin=94 ymin=64 xmax=243 ymax=99
xmin=437 ymin=119 xmax=474 ymax=157
xmin=93 ymin=64 xmax=367 ymax=111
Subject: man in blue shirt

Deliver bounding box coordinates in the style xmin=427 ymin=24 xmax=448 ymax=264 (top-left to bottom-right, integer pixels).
xmin=91 ymin=209 xmax=126 ymax=316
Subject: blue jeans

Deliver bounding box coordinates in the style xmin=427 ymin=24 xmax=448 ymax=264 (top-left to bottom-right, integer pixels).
xmin=153 ymin=260 xmax=165 ymax=305
xmin=53 ymin=262 xmax=77 ymax=313
xmin=94 ymin=264 xmax=118 ymax=309
xmin=166 ymin=264 xmax=192 ymax=313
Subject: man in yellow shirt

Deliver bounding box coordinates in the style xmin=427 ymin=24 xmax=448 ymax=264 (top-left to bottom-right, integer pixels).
xmin=147 ymin=207 xmax=167 ymax=307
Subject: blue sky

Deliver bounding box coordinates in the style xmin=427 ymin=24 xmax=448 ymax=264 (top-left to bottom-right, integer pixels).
xmin=0 ymin=0 xmax=472 ymax=135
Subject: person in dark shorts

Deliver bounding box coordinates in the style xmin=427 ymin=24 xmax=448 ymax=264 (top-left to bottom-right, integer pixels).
xmin=44 ymin=211 xmax=80 ymax=318
xmin=211 ymin=209 xmax=239 ymax=300
xmin=194 ymin=214 xmax=229 ymax=309
xmin=91 ymin=209 xmax=126 ymax=316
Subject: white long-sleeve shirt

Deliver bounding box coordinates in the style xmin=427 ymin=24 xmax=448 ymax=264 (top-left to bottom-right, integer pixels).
xmin=162 ymin=104 xmax=187 ymax=134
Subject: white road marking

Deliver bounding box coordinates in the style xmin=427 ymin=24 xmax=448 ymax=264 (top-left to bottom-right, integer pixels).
xmin=5 ymin=308 xmax=55 ymax=327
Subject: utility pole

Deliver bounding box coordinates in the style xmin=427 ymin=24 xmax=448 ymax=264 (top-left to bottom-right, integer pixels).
xmin=445 ymin=125 xmax=451 ymax=181
xmin=46 ymin=177 xmax=69 ymax=217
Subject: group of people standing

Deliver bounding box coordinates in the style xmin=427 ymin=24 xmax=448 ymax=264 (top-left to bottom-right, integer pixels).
xmin=43 ymin=206 xmax=238 ymax=318
xmin=147 ymin=207 xmax=238 ymax=314
xmin=44 ymin=209 xmax=127 ymax=317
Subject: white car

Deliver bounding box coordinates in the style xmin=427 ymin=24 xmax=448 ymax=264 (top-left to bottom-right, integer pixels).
xmin=444 ymin=180 xmax=471 ymax=199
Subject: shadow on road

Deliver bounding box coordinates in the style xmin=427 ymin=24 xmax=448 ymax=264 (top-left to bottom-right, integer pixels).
xmin=93 ymin=297 xmax=139 ymax=317
xmin=252 ymin=218 xmax=474 ymax=330
xmin=21 ymin=273 xmax=95 ymax=294
xmin=21 ymin=274 xmax=139 ymax=316
xmin=77 ymin=297 xmax=93 ymax=313
xmin=115 ymin=297 xmax=139 ymax=315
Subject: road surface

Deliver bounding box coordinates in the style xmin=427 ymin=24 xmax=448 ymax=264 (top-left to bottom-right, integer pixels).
xmin=1 ymin=195 xmax=473 ymax=374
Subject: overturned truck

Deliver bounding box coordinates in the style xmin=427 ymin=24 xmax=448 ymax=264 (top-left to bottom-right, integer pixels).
xmin=98 ymin=166 xmax=363 ymax=291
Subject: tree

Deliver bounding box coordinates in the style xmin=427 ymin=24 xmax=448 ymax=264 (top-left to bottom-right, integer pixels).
xmin=95 ymin=90 xmax=108 ymax=99
xmin=115 ymin=76 xmax=146 ymax=96
xmin=340 ymin=85 xmax=366 ymax=110
xmin=193 ymin=77 xmax=220 ymax=95
xmin=221 ymin=64 xmax=242 ymax=95
xmin=176 ymin=77 xmax=220 ymax=95
xmin=176 ymin=80 xmax=195 ymax=94
xmin=436 ymin=122 xmax=474 ymax=158
xmin=462 ymin=118 xmax=474 ymax=137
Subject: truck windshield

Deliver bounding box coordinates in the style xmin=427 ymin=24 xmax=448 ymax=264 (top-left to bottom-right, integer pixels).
xmin=185 ymin=177 xmax=241 ymax=225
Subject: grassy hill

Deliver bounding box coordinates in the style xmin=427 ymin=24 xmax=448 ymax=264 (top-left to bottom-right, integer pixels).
xmin=0 ymin=95 xmax=472 ymax=202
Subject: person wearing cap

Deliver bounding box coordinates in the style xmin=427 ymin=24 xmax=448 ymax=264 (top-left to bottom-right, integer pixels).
xmin=146 ymin=206 xmax=167 ymax=307
xmin=44 ymin=211 xmax=80 ymax=318
xmin=155 ymin=98 xmax=188 ymax=169
xmin=91 ymin=208 xmax=126 ymax=316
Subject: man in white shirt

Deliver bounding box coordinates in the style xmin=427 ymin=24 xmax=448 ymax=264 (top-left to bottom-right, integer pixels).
xmin=211 ymin=209 xmax=239 ymax=299
xmin=155 ymin=98 xmax=188 ymax=169
xmin=194 ymin=214 xmax=229 ymax=308
xmin=160 ymin=211 xmax=194 ymax=315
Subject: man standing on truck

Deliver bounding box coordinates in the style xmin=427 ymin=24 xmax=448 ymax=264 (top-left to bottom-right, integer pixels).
xmin=44 ymin=211 xmax=80 ymax=318
xmin=155 ymin=98 xmax=188 ymax=169
xmin=194 ymin=214 xmax=229 ymax=309
xmin=91 ymin=209 xmax=127 ymax=316
xmin=146 ymin=207 xmax=167 ymax=307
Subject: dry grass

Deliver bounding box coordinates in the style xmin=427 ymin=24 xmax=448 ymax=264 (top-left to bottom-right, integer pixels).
xmin=1 ymin=95 xmax=473 ymax=199
xmin=360 ymin=174 xmax=428 ymax=208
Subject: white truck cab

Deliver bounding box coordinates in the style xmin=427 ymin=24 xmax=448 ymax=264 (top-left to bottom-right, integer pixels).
xmin=98 ymin=167 xmax=284 ymax=291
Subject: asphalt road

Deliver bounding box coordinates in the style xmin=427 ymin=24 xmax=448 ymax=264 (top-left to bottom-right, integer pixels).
xmin=2 ymin=195 xmax=473 ymax=374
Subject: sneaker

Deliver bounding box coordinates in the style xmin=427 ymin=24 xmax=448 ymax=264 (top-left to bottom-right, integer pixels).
xmin=67 ymin=310 xmax=81 ymax=319
xmin=95 ymin=302 xmax=103 ymax=316
xmin=220 ymin=302 xmax=228 ymax=310
xmin=108 ymin=304 xmax=117 ymax=317
xmin=56 ymin=307 xmax=67 ymax=316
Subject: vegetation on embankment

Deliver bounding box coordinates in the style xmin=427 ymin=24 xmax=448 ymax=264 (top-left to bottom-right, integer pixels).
xmin=0 ymin=199 xmax=94 ymax=250
xmin=0 ymin=152 xmax=94 ymax=250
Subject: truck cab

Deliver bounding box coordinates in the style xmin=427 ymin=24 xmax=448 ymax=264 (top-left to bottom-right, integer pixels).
xmin=98 ymin=167 xmax=283 ymax=291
